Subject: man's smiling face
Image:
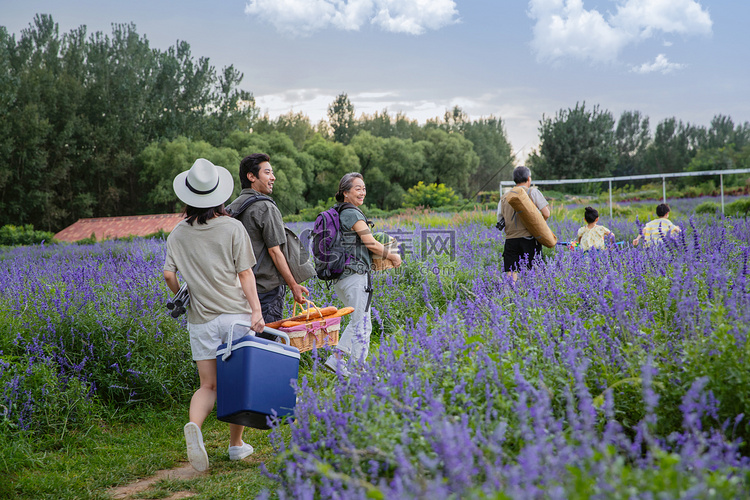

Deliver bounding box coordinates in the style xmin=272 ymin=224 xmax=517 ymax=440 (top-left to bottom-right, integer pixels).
xmin=249 ymin=161 xmax=275 ymax=195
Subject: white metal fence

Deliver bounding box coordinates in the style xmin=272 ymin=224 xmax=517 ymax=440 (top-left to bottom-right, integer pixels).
xmin=500 ymin=168 xmax=750 ymax=217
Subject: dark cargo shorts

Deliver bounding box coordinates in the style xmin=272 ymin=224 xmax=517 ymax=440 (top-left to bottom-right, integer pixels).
xmin=257 ymin=285 xmax=286 ymax=340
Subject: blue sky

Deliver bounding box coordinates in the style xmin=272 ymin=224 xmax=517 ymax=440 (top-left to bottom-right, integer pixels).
xmin=3 ymin=1 xmax=748 ymax=162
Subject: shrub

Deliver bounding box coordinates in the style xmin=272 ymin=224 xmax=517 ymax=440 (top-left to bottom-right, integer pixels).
xmin=695 ymin=201 xmax=720 ymax=214
xmin=402 ymin=182 xmax=460 ymax=209
xmin=726 ymin=198 xmax=750 ymax=217
xmin=0 ymin=225 xmax=56 ymax=246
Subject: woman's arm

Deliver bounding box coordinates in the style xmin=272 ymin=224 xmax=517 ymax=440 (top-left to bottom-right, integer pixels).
xmin=352 ymin=220 xmax=402 ymax=266
xmin=238 ymin=268 xmax=265 ymax=333
xmin=163 ymin=270 xmax=180 ymax=294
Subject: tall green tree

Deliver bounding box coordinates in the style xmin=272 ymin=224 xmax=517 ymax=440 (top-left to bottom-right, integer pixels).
xmin=253 ymin=111 xmax=314 ymax=150
xmin=357 ymin=108 xmax=395 ymax=138
xmin=463 ymin=116 xmax=515 ymax=195
xmin=327 ymin=92 xmax=356 ymax=145
xmin=0 ymin=15 xmax=256 ymax=231
xmin=1 ymin=15 xmax=81 ymax=230
xmin=302 ymin=134 xmax=360 ymax=204
xmin=684 ymin=116 xmax=750 ymax=187
xmin=393 ymin=112 xmax=421 ymax=141
xmin=420 ymin=128 xmax=479 ymax=198
xmin=703 ymin=114 xmax=750 ymax=151
xmin=441 ymin=105 xmax=470 ymax=134
xmin=139 ymin=137 xmax=240 ymax=213
xmin=643 ymin=117 xmax=698 ymax=174
xmin=0 ymin=28 xmax=14 ymax=197
xmin=613 ymin=110 xmax=651 ymax=177
xmin=349 ymin=131 xmax=426 ymax=209
xmin=527 ymin=102 xmax=616 ymax=184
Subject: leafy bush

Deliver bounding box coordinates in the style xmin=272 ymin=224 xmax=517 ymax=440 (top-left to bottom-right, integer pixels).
xmin=0 ymin=225 xmax=56 ymax=246
xmin=726 ymin=197 xmax=750 ymax=217
xmin=695 ymin=201 xmax=720 ymax=214
xmin=284 ymin=199 xmax=406 ymax=223
xmin=402 ymin=182 xmax=460 ymax=209
xmin=541 ymin=189 xmax=569 ymax=201
xmin=286 ymin=198 xmax=333 ymax=222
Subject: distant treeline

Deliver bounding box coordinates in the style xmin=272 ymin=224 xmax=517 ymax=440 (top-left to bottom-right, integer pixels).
xmin=527 ymin=103 xmax=750 ymax=193
xmin=1 ymin=15 xmax=747 ymax=232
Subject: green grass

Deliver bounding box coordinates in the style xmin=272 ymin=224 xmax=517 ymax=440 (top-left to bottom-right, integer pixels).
xmin=4 ymin=407 xmax=283 ymax=499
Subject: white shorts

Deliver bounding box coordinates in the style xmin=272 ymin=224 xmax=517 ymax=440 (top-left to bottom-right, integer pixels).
xmin=187 ymin=313 xmax=253 ymax=361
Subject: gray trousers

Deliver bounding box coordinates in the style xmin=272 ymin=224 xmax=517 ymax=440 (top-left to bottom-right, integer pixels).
xmin=333 ymin=272 xmax=372 ymax=362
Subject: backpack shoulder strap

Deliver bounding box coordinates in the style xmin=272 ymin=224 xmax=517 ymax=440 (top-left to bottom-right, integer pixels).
xmin=227 ymin=194 xmax=276 ymax=273
xmin=335 ymin=202 xmax=356 ymax=213
xmin=228 ymin=194 xmax=276 ymax=219
xmin=336 ymin=202 xmax=372 ymax=228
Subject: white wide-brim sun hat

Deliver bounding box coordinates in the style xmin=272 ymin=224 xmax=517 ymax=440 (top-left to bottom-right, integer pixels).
xmin=173 ymin=158 xmax=234 ymax=208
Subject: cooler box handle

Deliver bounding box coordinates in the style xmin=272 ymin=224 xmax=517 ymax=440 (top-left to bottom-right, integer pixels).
xmin=223 ymin=322 xmax=291 ymax=361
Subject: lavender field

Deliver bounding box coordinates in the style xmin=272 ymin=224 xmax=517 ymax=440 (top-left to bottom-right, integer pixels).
xmin=2 ymin=210 xmax=750 ymax=498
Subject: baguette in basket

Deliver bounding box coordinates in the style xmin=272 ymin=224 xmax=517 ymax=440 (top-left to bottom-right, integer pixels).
xmin=270 ymin=300 xmax=353 ymax=353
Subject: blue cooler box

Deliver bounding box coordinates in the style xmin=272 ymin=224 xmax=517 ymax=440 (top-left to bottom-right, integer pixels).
xmin=216 ymin=324 xmax=300 ymax=429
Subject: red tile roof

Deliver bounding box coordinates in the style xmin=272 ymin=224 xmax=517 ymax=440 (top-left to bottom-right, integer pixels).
xmin=54 ymin=213 xmax=184 ymax=242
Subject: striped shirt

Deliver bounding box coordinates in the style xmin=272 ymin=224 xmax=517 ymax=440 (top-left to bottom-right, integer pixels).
xmin=640 ymin=218 xmax=680 ymax=246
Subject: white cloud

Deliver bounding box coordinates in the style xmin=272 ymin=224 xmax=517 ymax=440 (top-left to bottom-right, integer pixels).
xmin=528 ymin=0 xmax=629 ymax=63
xmin=631 ymin=53 xmax=685 ymax=74
xmin=245 ymin=0 xmax=459 ymax=36
xmin=613 ymin=0 xmax=712 ymax=38
xmin=528 ymin=0 xmax=712 ymax=63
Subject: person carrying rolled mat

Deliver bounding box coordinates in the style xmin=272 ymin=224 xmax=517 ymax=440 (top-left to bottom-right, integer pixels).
xmin=499 ymin=166 xmax=550 ymax=282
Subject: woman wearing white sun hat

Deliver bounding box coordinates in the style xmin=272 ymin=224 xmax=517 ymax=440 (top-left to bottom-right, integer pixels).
xmin=163 ymin=158 xmax=264 ymax=471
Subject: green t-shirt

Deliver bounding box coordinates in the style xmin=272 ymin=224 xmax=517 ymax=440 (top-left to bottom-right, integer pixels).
xmin=337 ymin=204 xmax=372 ymax=276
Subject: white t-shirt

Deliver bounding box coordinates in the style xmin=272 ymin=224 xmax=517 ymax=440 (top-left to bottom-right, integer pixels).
xmin=164 ymin=216 xmax=256 ymax=324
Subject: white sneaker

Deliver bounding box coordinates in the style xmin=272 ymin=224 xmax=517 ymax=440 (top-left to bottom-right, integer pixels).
xmin=184 ymin=422 xmax=209 ymax=472
xmin=228 ymin=441 xmax=254 ymax=460
xmin=324 ymin=354 xmax=351 ymax=377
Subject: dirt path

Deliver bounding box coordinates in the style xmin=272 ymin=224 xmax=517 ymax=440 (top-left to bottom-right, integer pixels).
xmin=108 ymin=463 xmax=201 ymax=499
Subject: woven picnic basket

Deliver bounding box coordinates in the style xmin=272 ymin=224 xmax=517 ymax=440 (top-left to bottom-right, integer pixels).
xmin=277 ymin=302 xmax=341 ymax=353
xmin=371 ymin=238 xmax=399 ymax=271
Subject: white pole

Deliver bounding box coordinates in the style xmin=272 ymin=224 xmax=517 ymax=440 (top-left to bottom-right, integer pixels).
xmin=662 ymin=177 xmax=666 ymax=204
xmin=608 ymin=179 xmax=613 ymax=219
xmin=720 ymin=173 xmax=725 ymax=215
